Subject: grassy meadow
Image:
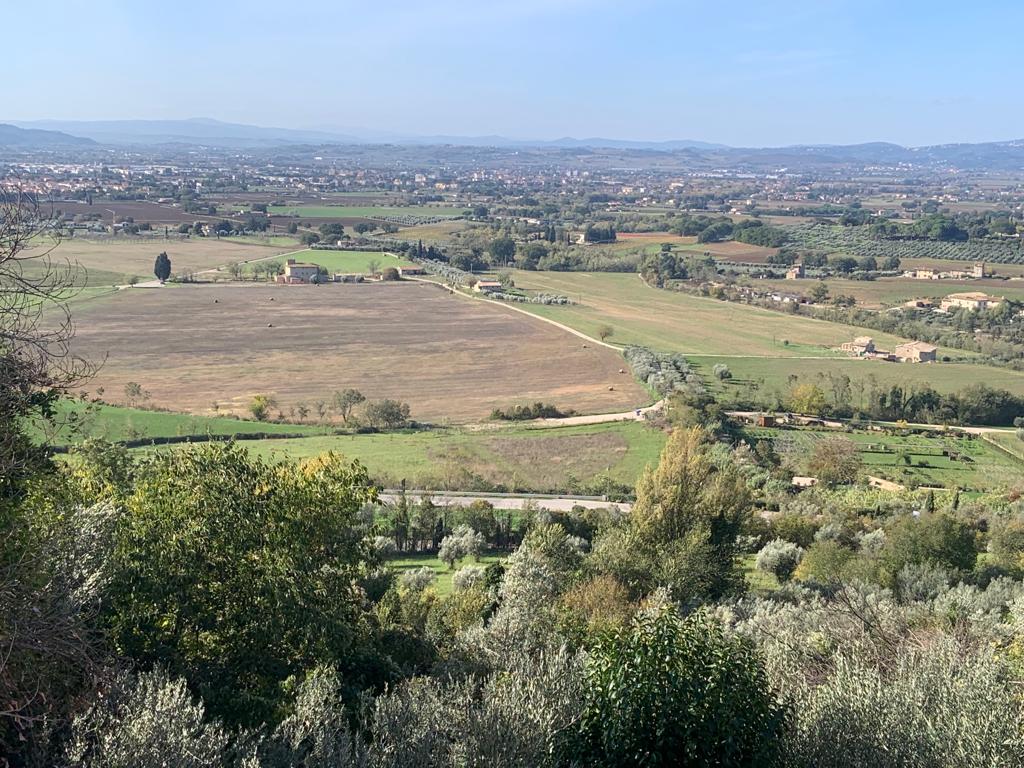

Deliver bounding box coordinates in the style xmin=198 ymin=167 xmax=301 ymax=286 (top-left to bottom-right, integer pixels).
xmin=237 ymin=421 xmax=665 ymax=492
xmin=505 ymin=269 xmax=1024 ymax=396
xmin=35 ymin=400 xmax=328 ymax=445
xmin=696 ymin=356 xmax=1024 ymax=399
xmin=509 ymin=270 xmax=921 ymax=357
xmin=27 ymin=236 xmax=303 ymax=284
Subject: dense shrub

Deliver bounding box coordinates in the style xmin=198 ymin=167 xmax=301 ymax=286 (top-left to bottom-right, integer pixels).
xmin=569 ymin=603 xmax=787 ymax=767
xmin=623 ymin=345 xmax=703 ymax=396
xmin=756 ymin=539 xmax=805 ymax=583
xmin=790 ymin=641 xmax=1024 ymax=767
xmin=490 ymin=402 xmax=575 ymax=420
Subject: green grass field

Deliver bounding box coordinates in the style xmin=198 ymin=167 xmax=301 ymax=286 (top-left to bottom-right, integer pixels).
xmin=509 ymin=271 xmax=928 ymax=357
xmin=267 ymin=205 xmax=466 ymax=218
xmin=745 ymin=425 xmax=1024 ymax=491
xmin=504 ymin=270 xmax=1024 ymax=397
xmin=38 ymin=401 xmax=665 ymax=493
xmin=235 ymin=421 xmax=665 ymax=492
xmin=698 ymin=356 xmax=1024 ymax=399
xmin=36 ymin=400 xmax=328 ymax=445
xmin=387 ymin=551 xmax=506 ymax=596
xmin=982 ymin=431 xmax=1024 ymax=463
xmin=265 ymin=250 xmax=416 ymax=275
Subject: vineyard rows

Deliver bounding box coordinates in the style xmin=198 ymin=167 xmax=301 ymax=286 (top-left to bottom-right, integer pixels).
xmin=784 ymin=224 xmax=1024 ymax=263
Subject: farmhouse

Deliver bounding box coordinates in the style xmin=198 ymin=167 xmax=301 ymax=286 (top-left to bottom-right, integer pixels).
xmin=902 ymin=262 xmax=986 ymax=281
xmin=840 ymin=336 xmax=876 ymax=356
xmin=769 ymin=291 xmax=805 ymax=304
xmin=895 ymin=340 xmax=938 ymax=363
xmin=277 ymin=258 xmax=322 ymax=284
xmin=474 ymin=280 xmax=503 ymax=293
xmin=785 ymin=263 xmax=805 ymax=280
xmin=397 ymin=265 xmax=426 ymax=276
xmin=939 ymin=292 xmax=1002 ymax=312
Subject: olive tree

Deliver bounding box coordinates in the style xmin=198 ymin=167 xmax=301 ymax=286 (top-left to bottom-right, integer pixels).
xmin=103 ymin=445 xmax=380 ymax=726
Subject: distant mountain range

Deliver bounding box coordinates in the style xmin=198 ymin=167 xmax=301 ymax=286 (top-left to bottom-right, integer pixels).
xmin=0 ymin=123 xmax=96 ymax=147
xmin=5 ymin=118 xmax=724 ymax=151
xmin=4 ymin=118 xmax=1024 ymax=171
xmin=6 ymin=118 xmax=361 ymax=148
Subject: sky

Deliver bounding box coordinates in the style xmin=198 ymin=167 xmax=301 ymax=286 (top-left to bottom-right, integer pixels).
xmin=6 ymin=0 xmax=1023 ymax=147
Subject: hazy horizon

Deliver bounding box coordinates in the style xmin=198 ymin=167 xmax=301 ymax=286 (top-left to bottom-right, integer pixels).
xmin=8 ymin=0 xmax=1024 ymax=147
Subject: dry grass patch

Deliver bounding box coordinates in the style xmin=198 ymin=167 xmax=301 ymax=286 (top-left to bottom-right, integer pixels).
xmin=29 ymin=236 xmax=300 ymax=283
xmin=68 ymin=282 xmax=647 ymax=423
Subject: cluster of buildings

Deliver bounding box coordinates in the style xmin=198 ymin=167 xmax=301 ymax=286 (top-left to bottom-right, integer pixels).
xmin=903 ymin=262 xmax=986 ymax=280
xmin=273 ymin=258 xmax=425 ymax=284
xmin=903 ymin=291 xmax=1004 ymax=312
xmin=938 ymin=291 xmax=1003 ymax=312
xmin=840 ymin=336 xmax=938 ymax=363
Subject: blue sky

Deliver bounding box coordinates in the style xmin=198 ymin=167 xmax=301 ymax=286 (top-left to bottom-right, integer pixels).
xmin=7 ymin=0 xmax=1022 ymax=146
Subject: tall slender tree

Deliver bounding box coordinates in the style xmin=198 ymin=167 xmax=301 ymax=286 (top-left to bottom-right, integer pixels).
xmin=154 ymin=251 xmax=172 ymax=282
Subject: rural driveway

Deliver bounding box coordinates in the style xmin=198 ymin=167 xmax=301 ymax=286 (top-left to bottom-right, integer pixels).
xmin=534 ymin=398 xmax=665 ymax=426
xmin=378 ymin=490 xmax=631 ymax=513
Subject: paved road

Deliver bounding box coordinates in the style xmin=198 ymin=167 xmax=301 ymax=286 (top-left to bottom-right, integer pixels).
xmin=378 ymin=491 xmax=631 ymax=513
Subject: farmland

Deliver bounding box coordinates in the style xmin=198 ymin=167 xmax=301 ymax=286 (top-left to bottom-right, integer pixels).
xmin=744 ymin=425 xmax=1024 ymax=491
xmin=693 ymin=355 xmax=1024 ymax=399
xmin=26 ymin=235 xmax=302 ymax=285
xmin=605 ymin=233 xmax=779 ymax=262
xmin=509 ymin=270 xmax=923 ymax=356
xmin=66 ymin=281 xmax=648 ymax=423
xmin=271 ymin=249 xmax=416 ymax=274
xmin=737 ymin=275 xmax=1024 ymax=309
xmin=235 ymin=420 xmax=665 ymax=492
xmin=505 ymin=269 xmax=1024 ymax=395
xmin=50 ymin=200 xmax=208 ymax=225
xmin=268 ymin=205 xmax=466 ymax=219
xmin=393 ymin=220 xmax=471 ymax=242
xmin=783 ymin=223 xmax=1024 ymax=264
xmin=34 ymin=400 xmax=328 ymax=445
